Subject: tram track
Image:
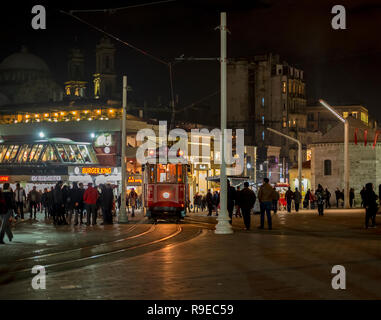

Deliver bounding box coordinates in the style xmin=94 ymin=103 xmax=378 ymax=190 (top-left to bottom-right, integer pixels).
xmin=0 ymin=223 xmax=204 ymax=285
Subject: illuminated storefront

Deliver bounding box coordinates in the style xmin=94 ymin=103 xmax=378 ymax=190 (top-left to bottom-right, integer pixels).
xmin=0 ymin=138 xmax=98 ymax=192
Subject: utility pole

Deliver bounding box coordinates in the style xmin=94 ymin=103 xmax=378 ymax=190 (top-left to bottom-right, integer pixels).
xmin=319 ymin=99 xmax=349 ymax=209
xmin=267 ymin=127 xmax=302 ymax=191
xmin=119 ymin=76 xmax=128 ymax=223
xmin=215 ymin=12 xmax=233 ymax=235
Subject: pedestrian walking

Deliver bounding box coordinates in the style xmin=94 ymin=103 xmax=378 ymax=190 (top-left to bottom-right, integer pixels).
xmin=28 ymin=186 xmax=39 ymax=219
xmin=325 ymin=188 xmax=331 ymax=208
xmin=350 ymin=188 xmax=355 ymax=208
xmin=129 ymin=188 xmax=138 ymax=217
xmin=363 ymin=183 xmax=378 ymax=229
xmin=53 ymin=181 xmax=66 ymax=225
xmin=235 ymin=186 xmax=242 ymax=217
xmin=335 ymin=188 xmax=341 ymax=208
xmin=73 ymin=182 xmax=85 ymax=225
xmin=41 ymin=188 xmax=49 ymax=219
xmin=206 ymin=189 xmax=213 ymax=216
xmin=0 ymin=183 xmax=14 ymax=244
xmin=294 ymin=187 xmax=302 ymax=212
xmin=100 ymin=184 xmax=114 ymax=224
xmin=227 ymin=180 xmax=236 ymax=224
xmin=14 ymin=183 xmax=26 ymax=221
xmin=315 ymin=184 xmax=326 ymax=216
xmin=258 ymin=178 xmax=273 ymax=230
xmin=271 ymin=187 xmax=279 ymax=214
xmin=83 ymin=183 xmax=99 ymax=225
xmin=303 ymin=189 xmax=310 ymax=209
xmin=240 ymin=182 xmax=256 ymax=230
xmin=213 ymin=191 xmax=220 ymax=216
xmin=285 ymin=187 xmax=294 ymax=213
xmin=47 ymin=187 xmax=54 ymax=220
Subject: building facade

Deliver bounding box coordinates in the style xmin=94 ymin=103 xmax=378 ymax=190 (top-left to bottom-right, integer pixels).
xmin=227 ymin=53 xmax=307 ymax=184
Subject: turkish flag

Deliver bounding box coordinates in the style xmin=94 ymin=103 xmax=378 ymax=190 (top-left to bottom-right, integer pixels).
xmin=373 ymin=130 xmax=379 ymax=149
xmin=354 ymin=128 xmax=358 ymax=145
xmin=364 ymin=130 xmax=368 ymax=146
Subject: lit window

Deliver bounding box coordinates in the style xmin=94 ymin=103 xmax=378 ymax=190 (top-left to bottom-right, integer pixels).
xmin=343 ymin=112 xmax=348 ymax=118
xmin=262 ymin=116 xmax=265 ymax=125
xmin=262 ymin=131 xmax=264 ymax=141
xmin=282 ymin=81 xmax=286 ymax=93
xmin=306 ymin=149 xmax=312 ymax=161
xmin=261 ymin=98 xmax=265 ymax=107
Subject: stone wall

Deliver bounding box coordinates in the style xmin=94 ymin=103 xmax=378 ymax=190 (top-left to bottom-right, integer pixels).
xmin=311 ymin=142 xmax=381 ymax=206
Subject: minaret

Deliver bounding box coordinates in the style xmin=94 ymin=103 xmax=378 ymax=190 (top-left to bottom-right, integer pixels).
xmin=93 ymin=37 xmax=117 ymax=99
xmin=65 ymin=47 xmax=87 ymax=98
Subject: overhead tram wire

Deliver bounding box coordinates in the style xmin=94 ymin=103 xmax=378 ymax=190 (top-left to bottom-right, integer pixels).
xmin=69 ymin=0 xmax=176 ymax=14
xmin=60 ymin=9 xmax=177 ymax=128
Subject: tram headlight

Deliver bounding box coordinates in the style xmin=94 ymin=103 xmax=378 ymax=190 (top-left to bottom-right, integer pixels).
xmin=163 ymin=192 xmax=170 ymax=199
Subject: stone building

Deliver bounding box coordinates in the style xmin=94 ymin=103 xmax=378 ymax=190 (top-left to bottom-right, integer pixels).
xmin=306 ymin=104 xmax=377 ymax=134
xmin=309 ymin=116 xmax=380 ymax=205
xmin=227 ymin=53 xmax=307 ymax=183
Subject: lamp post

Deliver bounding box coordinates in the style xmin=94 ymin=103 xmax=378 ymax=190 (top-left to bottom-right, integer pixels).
xmin=266 ymin=128 xmax=302 ymax=191
xmin=319 ymin=99 xmax=349 ymax=209
xmin=215 ymin=12 xmax=233 ymax=235
xmin=119 ymin=76 xmax=128 ymax=223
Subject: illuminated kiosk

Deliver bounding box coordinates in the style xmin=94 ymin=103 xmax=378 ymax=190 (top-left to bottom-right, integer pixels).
xmin=0 ymin=137 xmax=102 ymax=192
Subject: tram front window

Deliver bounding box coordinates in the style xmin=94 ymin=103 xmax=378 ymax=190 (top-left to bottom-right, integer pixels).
xmin=156 ymin=164 xmax=183 ymax=183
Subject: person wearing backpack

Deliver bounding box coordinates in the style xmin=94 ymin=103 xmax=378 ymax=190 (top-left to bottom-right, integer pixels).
xmin=0 ymin=183 xmax=14 ymax=244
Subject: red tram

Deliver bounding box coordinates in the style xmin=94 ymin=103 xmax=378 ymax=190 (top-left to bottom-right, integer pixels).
xmin=143 ymin=162 xmax=189 ymax=222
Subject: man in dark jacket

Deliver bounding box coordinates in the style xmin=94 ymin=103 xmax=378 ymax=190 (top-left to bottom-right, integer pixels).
xmin=335 ymin=188 xmax=341 ymax=208
xmin=227 ymin=180 xmax=236 ymax=224
xmin=325 ymin=188 xmax=331 ymax=208
xmin=206 ymin=190 xmax=214 ymax=216
xmin=285 ymin=187 xmax=294 ymax=213
xmin=240 ymin=182 xmax=256 ymax=230
xmin=0 ymin=183 xmax=14 ymax=244
xmin=100 ymin=184 xmax=114 ymax=224
xmin=294 ymin=187 xmax=302 ymax=212
xmin=363 ymin=183 xmax=378 ymax=229
xmin=53 ymin=181 xmax=66 ymax=225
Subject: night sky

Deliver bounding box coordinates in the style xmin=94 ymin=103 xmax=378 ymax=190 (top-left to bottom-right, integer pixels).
xmin=1 ymin=0 xmax=381 ymax=121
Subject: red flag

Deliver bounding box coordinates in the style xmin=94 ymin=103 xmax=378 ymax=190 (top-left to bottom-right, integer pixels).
xmin=373 ymin=130 xmax=379 ymax=149
xmin=364 ymin=130 xmax=368 ymax=146
xmin=354 ymin=128 xmax=358 ymax=145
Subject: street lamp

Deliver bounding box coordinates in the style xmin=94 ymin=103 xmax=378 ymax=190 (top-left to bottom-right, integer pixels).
xmin=319 ymin=99 xmax=349 ymax=209
xmin=39 ymin=131 xmax=45 ymax=138
xmin=90 ymin=132 xmax=95 ymax=139
xmin=215 ymin=12 xmax=233 ymax=235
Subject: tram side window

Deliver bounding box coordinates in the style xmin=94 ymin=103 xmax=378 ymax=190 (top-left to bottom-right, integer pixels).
xmin=177 ymin=164 xmax=184 ymax=183
xmin=16 ymin=145 xmax=27 ymax=163
xmin=149 ymin=165 xmax=155 ymax=183
xmin=0 ymin=146 xmax=5 ymax=162
xmin=4 ymin=145 xmax=19 ymax=163
xmin=71 ymin=145 xmax=85 ymax=163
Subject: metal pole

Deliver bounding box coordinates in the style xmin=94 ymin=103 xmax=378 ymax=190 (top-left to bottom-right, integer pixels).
xmin=169 ymin=63 xmax=176 ymax=130
xmin=344 ymin=120 xmax=350 ymax=208
xmin=215 ymin=12 xmax=233 ymax=234
xmin=119 ymin=76 xmax=128 ymax=223
xmin=266 ymin=127 xmax=302 ymax=190
xmin=297 ymin=141 xmax=302 ymax=191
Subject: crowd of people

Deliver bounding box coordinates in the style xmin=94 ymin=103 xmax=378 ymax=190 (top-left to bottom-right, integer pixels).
xmin=190 ymin=181 xmax=381 ymax=231
xmin=0 ymin=181 xmax=142 ymax=243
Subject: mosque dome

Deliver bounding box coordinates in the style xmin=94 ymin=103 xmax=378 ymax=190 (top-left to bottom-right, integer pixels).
xmin=0 ymin=46 xmax=49 ymax=72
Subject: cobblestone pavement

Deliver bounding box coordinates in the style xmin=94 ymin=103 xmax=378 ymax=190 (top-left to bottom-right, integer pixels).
xmin=1 ymin=208 xmax=381 ymax=299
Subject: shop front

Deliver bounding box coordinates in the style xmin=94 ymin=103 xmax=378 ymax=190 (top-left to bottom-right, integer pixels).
xmin=68 ymin=165 xmax=121 ymax=187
